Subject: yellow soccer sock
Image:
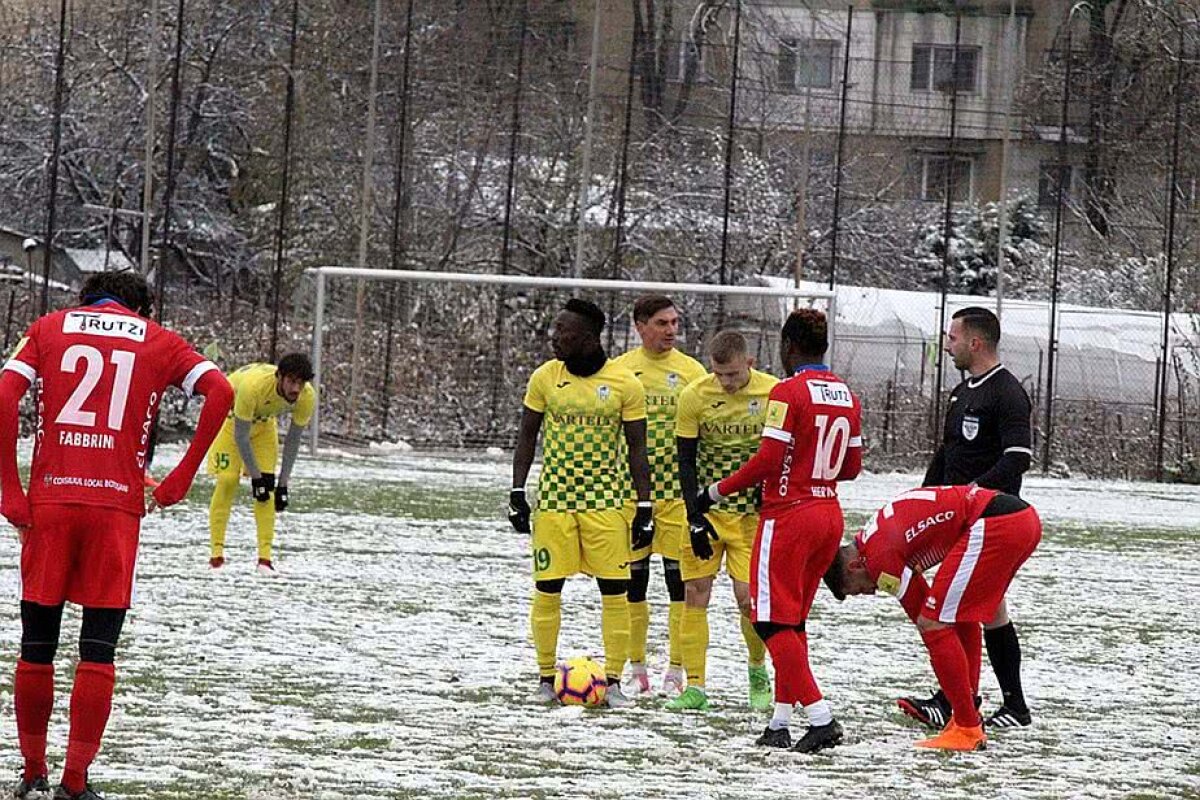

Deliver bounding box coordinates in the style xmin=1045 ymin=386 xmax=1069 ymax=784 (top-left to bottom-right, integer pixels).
xmin=253 ymin=499 xmax=276 ymax=561
xmin=530 ymin=590 xmax=562 ymax=678
xmin=208 ymin=477 xmax=238 ymax=558
xmin=627 ymin=600 xmax=649 ymax=667
xmin=741 ymin=613 xmax=767 ymax=667
xmin=668 ymin=601 xmax=684 ymax=669
xmin=601 ymin=595 xmax=630 ymax=682
xmin=680 ymin=605 xmax=710 ymax=688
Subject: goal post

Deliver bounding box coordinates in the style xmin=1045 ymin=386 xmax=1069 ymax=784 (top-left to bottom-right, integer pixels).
xmin=303 ymin=267 xmax=835 ymax=453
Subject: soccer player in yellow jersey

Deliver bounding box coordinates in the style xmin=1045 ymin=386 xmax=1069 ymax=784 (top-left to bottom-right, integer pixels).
xmin=667 ymin=331 xmax=777 ymax=712
xmin=207 ymin=353 xmax=316 ymax=575
xmin=613 ymin=295 xmax=706 ymax=696
xmin=508 ymin=299 xmax=654 ymax=708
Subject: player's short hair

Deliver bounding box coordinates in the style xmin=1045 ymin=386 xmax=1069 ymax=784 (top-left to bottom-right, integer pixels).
xmin=822 ymin=545 xmax=850 ymax=602
xmin=632 ymin=294 xmax=675 ymax=324
xmin=564 ymin=298 xmax=606 ymax=335
xmin=707 ymin=330 xmax=748 ymax=363
xmin=952 ymin=306 xmax=1001 ymax=348
xmin=276 ymin=352 xmax=314 ymax=382
xmin=79 ymin=270 xmax=153 ymax=317
xmin=781 ymin=308 xmax=828 ymax=358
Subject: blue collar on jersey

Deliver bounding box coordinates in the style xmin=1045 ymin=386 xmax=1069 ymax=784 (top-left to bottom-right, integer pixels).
xmin=82 ymin=294 xmax=127 ymax=308
xmin=793 ymin=363 xmax=828 ymax=375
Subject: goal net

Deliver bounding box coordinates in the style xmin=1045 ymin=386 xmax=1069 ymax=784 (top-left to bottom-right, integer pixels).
xmin=300 ymin=268 xmax=834 ymax=452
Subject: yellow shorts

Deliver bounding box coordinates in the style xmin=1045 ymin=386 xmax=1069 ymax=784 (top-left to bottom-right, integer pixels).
xmin=679 ymin=509 xmax=759 ymax=583
xmin=207 ymin=420 xmax=278 ymax=478
xmin=531 ymin=508 xmax=631 ymax=581
xmin=626 ymin=499 xmax=685 ymax=563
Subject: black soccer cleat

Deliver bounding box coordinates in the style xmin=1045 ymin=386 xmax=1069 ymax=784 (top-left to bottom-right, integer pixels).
xmin=755 ymin=725 xmax=792 ymax=749
xmin=52 ymin=785 xmax=104 ymax=800
xmin=792 ymin=719 xmax=844 ymax=753
xmin=898 ymin=689 xmax=952 ymax=729
xmin=984 ymin=704 xmax=1032 ymax=728
xmin=13 ymin=775 xmax=52 ymax=800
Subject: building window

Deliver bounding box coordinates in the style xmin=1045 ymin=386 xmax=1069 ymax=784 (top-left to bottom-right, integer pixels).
xmin=777 ymin=38 xmax=838 ymax=90
xmin=667 ymin=34 xmax=713 ymax=84
xmin=911 ymin=44 xmax=980 ymax=93
xmin=912 ymin=154 xmax=973 ymax=202
xmin=1038 ymin=163 xmax=1078 ymax=207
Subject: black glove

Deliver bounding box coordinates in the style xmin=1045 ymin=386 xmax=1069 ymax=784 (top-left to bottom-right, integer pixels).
xmin=508 ymin=489 xmax=531 ymax=533
xmin=631 ymin=502 xmax=654 ymax=551
xmin=688 ymin=514 xmax=719 ymax=561
xmin=694 ymin=486 xmax=717 ymax=516
xmin=251 ymin=473 xmax=275 ymax=503
xmin=274 ymin=485 xmax=289 ymax=512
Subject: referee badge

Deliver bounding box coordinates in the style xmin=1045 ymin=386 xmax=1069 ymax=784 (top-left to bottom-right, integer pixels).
xmin=962 ymin=415 xmax=980 ymax=441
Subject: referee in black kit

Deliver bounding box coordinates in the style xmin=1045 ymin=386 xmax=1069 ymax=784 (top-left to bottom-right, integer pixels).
xmin=898 ymin=306 xmax=1036 ymax=731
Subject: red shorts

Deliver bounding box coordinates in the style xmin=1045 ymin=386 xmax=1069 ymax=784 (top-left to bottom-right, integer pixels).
xmin=924 ymin=506 xmax=1042 ymax=624
xmin=22 ymin=504 xmax=142 ymax=609
xmin=749 ymin=500 xmax=843 ymax=625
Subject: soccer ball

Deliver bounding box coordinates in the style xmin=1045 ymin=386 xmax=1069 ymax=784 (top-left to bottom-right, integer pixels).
xmin=554 ymin=657 xmax=608 ymax=707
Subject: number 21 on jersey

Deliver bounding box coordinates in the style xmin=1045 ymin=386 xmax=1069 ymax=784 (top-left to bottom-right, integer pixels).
xmin=56 ymin=344 xmax=137 ymax=431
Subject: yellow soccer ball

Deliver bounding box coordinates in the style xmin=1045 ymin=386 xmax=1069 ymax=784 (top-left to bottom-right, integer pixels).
xmin=554 ymin=657 xmax=608 ymax=707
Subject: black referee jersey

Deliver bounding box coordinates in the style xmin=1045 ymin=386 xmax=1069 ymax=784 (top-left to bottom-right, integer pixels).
xmin=924 ymin=364 xmax=1033 ymax=497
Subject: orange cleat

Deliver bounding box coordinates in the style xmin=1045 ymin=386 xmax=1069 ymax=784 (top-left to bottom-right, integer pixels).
xmin=915 ymin=720 xmax=987 ymax=752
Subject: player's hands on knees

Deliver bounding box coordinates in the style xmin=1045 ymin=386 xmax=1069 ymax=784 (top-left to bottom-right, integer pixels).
xmin=631 ymin=501 xmax=654 ymax=551
xmin=508 ymin=489 xmax=531 ymax=533
xmin=274 ymin=485 xmax=289 ymax=512
xmin=688 ymin=515 xmax=718 ymax=561
xmin=251 ymin=473 xmax=275 ymax=503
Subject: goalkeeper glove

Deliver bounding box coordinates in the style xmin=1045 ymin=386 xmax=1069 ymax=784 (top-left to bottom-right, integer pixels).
xmin=251 ymin=473 xmax=275 ymax=503
xmin=695 ymin=484 xmax=723 ymax=516
xmin=274 ymin=485 xmax=289 ymax=512
xmin=688 ymin=514 xmax=719 ymax=561
xmin=508 ymin=489 xmax=531 ymax=533
xmin=631 ymin=501 xmax=654 ymax=551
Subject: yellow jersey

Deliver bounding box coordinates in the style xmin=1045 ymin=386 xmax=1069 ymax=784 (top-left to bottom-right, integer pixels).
xmin=613 ymin=346 xmax=706 ymax=501
xmin=523 ymin=359 xmax=646 ymax=512
xmin=675 ymin=368 xmax=778 ymax=513
xmin=228 ymin=363 xmax=317 ymax=427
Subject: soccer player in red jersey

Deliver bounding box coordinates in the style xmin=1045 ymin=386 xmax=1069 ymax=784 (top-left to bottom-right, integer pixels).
xmin=823 ymin=484 xmax=1042 ymax=751
xmin=0 ymin=272 xmax=233 ymax=800
xmin=693 ymin=309 xmax=862 ymax=753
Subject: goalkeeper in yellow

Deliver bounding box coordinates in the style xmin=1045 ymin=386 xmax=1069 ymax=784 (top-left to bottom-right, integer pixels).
xmin=207 ymin=353 xmax=316 ymax=575
xmin=613 ymin=295 xmax=706 ymax=696
xmin=667 ymin=330 xmax=777 ymax=712
xmin=508 ymin=299 xmax=653 ymax=708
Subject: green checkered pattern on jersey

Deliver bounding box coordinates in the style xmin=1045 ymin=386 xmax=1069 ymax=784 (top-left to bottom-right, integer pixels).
xmin=699 ymin=439 xmax=760 ymax=514
xmin=538 ymin=412 xmax=625 ymax=512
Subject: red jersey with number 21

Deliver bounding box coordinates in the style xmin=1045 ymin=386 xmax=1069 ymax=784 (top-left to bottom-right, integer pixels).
xmin=3 ymin=302 xmax=216 ymax=516
xmin=757 ymin=366 xmax=863 ymax=513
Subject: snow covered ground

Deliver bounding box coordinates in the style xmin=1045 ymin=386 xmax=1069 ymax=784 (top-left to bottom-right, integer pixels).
xmin=0 ymin=445 xmax=1197 ymax=799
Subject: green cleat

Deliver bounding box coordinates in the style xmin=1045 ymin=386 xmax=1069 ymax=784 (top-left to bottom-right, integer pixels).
xmin=748 ymin=665 xmax=772 ymax=711
xmin=664 ymin=685 xmax=710 ymax=712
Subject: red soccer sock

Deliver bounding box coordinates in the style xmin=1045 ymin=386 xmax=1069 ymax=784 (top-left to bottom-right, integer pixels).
xmin=15 ymin=660 xmax=55 ymax=781
xmin=764 ymin=628 xmax=822 ymax=707
xmin=62 ymin=662 xmax=116 ymax=794
xmin=956 ymin=622 xmax=983 ymax=695
xmin=922 ymin=626 xmax=981 ymax=728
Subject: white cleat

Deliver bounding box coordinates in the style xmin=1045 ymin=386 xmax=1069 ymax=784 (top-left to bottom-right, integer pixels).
xmin=534 ymin=681 xmax=559 ymax=704
xmin=660 ymin=667 xmax=685 ymax=697
xmin=605 ymin=683 xmax=632 ymax=709
xmin=625 ymin=664 xmax=651 ymax=696
xmin=255 ymin=559 xmax=278 ymax=577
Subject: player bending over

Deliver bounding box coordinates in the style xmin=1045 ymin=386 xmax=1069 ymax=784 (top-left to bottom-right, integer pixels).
xmin=508 ymin=299 xmax=654 ymax=709
xmin=823 ymin=484 xmax=1042 ymax=751
xmin=695 ymin=309 xmax=862 ymax=752
xmin=0 ymin=271 xmax=233 ymax=800
xmin=667 ymin=330 xmax=776 ymax=712
xmin=206 ymin=354 xmax=316 ymax=575
xmin=614 ymin=295 xmax=706 ymax=696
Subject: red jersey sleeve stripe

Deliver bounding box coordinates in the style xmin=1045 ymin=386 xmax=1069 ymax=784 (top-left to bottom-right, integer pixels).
xmin=2 ymin=360 xmax=35 ymax=384
xmin=762 ymin=426 xmax=792 ymax=443
xmin=181 ymin=360 xmax=219 ymax=398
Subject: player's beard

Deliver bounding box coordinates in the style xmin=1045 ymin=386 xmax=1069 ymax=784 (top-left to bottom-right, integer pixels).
xmin=564 ymin=346 xmax=606 ymax=377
